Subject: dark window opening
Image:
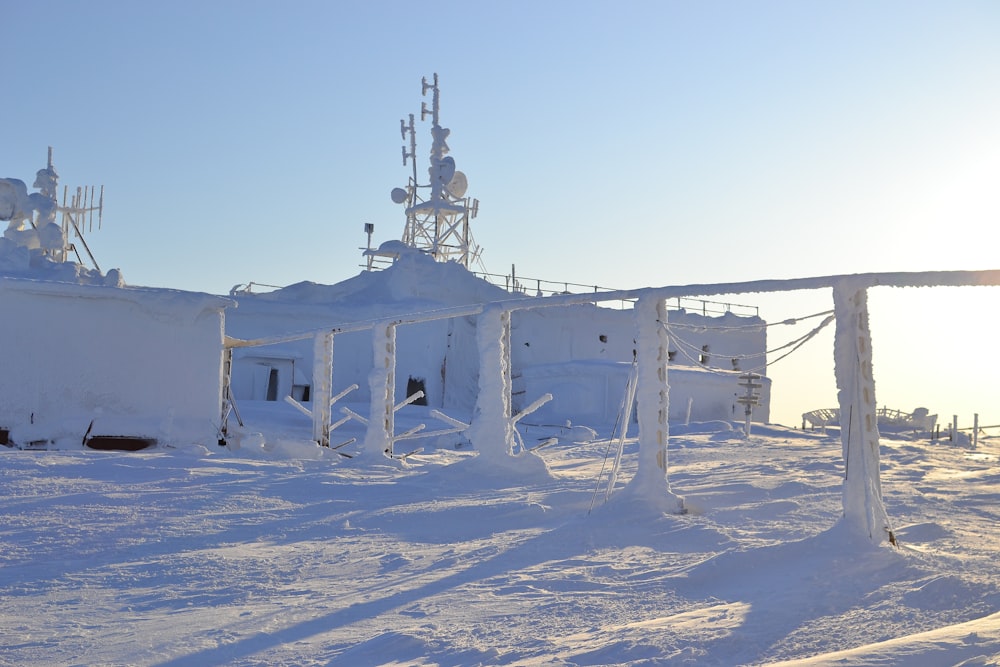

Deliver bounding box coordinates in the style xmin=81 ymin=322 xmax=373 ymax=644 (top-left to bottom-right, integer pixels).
xmin=406 ymin=376 xmax=429 ymax=406
xmin=266 ymin=368 xmax=279 ymax=401
xmin=292 ymin=384 xmax=311 ymax=402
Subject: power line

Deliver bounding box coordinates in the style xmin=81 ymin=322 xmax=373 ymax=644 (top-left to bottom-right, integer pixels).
xmin=661 ymin=312 xmax=835 ymax=377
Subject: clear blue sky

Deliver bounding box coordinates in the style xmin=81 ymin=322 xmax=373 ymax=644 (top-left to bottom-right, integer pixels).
xmin=5 ymin=1 xmax=1000 ymax=427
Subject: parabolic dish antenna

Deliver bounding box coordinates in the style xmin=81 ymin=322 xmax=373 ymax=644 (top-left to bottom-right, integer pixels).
xmin=434 ymin=156 xmax=456 ymax=187
xmin=390 ymin=187 xmax=408 ymax=204
xmin=446 ymin=171 xmax=468 ymax=199
xmin=0 ymin=181 xmax=20 ymax=220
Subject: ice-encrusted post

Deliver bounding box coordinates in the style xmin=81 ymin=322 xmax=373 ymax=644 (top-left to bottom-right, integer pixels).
xmin=625 ymin=294 xmax=684 ymax=512
xmin=363 ymin=321 xmax=397 ymax=458
xmin=832 ymin=281 xmax=892 ymax=545
xmin=465 ymin=304 xmax=515 ymax=462
xmin=312 ymin=332 xmax=334 ymax=447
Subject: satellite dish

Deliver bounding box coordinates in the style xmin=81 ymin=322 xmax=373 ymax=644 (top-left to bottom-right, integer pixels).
xmin=0 ymin=181 xmax=18 ymax=220
xmin=390 ymin=187 xmax=408 ymax=204
xmin=436 ymin=156 xmax=456 ymax=186
xmin=446 ymin=171 xmax=468 ymax=199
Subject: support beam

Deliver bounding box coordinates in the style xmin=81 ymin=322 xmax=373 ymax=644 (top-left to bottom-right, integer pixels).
xmin=832 ymin=281 xmax=893 ymax=545
xmin=311 ymin=332 xmax=333 ymax=447
xmin=363 ymin=322 xmax=397 ymax=458
xmin=627 ymin=294 xmax=684 ymax=512
xmin=465 ymin=305 xmax=515 ymax=462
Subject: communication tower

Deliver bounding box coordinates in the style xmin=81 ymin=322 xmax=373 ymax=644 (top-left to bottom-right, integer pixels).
xmin=389 ymin=73 xmax=481 ymax=267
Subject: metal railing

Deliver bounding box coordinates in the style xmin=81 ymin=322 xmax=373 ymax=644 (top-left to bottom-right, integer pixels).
xmin=472 ymin=271 xmax=759 ymax=317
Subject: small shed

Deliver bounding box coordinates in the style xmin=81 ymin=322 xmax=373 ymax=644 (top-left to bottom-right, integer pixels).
xmin=0 ymin=277 xmax=231 ymax=448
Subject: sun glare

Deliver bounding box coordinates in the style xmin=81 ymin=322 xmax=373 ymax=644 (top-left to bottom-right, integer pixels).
xmin=868 ymin=285 xmax=1000 ymax=434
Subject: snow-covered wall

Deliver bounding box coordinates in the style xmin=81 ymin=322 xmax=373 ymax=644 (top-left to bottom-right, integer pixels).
xmin=512 ymin=305 xmax=766 ymax=374
xmin=0 ymin=278 xmax=229 ymax=446
xmin=510 ymin=303 xmax=769 ymax=425
xmin=517 ymin=361 xmax=771 ymax=426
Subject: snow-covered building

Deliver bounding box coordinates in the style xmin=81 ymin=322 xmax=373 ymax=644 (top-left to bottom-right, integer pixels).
xmin=225 ymin=247 xmax=772 ymax=427
xmin=0 ymin=154 xmax=231 ymax=449
xmin=0 ymin=278 xmax=230 ymax=448
xmin=510 ymin=301 xmax=769 ymax=424
xmin=2 ymin=76 xmax=772 ymax=451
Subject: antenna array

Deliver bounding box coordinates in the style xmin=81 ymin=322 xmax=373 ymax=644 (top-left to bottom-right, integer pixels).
xmin=388 ymin=73 xmax=482 ymax=268
xmin=38 ymin=147 xmax=106 ymax=272
xmin=59 ymin=183 xmax=104 ymax=271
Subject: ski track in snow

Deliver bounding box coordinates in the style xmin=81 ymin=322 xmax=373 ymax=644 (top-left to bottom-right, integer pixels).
xmin=1 ymin=408 xmax=999 ymax=667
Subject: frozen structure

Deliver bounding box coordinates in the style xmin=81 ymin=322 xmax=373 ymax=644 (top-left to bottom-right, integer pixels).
xmin=224 ymin=76 xmax=1000 ymax=545
xmin=802 ymin=405 xmax=938 ymax=435
xmin=11 ymin=80 xmax=994 ymax=548
xmin=0 ymin=152 xmax=230 ymax=449
xmin=227 ymin=75 xmax=772 ymax=433
xmin=0 ymin=279 xmax=230 ymax=449
xmin=369 ymin=73 xmax=481 ymax=269
xmin=227 ymin=250 xmax=771 ymax=426
xmin=0 ymin=149 xmax=119 ymax=287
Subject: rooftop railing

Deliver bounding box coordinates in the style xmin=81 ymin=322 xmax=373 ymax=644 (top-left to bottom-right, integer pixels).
xmin=472 ymin=270 xmax=760 ymax=317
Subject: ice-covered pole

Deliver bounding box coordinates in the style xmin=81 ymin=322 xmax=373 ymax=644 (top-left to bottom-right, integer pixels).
xmin=312 ymin=332 xmax=333 ymax=447
xmin=832 ymin=281 xmax=892 ymax=545
xmin=625 ymin=294 xmax=684 ymax=512
xmin=464 ymin=304 xmax=515 ymax=462
xmin=363 ymin=322 xmax=397 ymax=457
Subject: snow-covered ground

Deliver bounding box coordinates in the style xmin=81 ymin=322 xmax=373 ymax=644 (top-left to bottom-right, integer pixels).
xmin=2 ymin=404 xmax=998 ymax=666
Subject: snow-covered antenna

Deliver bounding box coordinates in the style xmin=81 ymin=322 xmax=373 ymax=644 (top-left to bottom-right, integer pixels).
xmin=49 ymin=148 xmax=104 ymax=272
xmin=401 ymin=114 xmax=418 ymax=186
xmin=363 ymin=222 xmax=376 ymax=270
xmin=386 ymin=73 xmax=482 ymax=268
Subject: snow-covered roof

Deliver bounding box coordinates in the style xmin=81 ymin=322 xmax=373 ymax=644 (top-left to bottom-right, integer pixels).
xmin=0 ymin=275 xmax=231 ymax=314
xmin=256 ymin=246 xmax=511 ymax=308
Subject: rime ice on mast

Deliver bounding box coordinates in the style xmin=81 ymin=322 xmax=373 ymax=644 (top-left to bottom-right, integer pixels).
xmin=388 ymin=73 xmax=481 ymax=268
xmin=1 ymin=147 xmax=106 ymax=276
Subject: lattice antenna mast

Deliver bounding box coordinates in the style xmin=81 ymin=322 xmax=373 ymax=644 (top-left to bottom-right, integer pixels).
xmin=422 ymin=73 xmax=447 ymax=207
xmin=45 ymin=147 xmax=104 ymax=272
xmin=390 ymin=73 xmax=481 ymax=267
